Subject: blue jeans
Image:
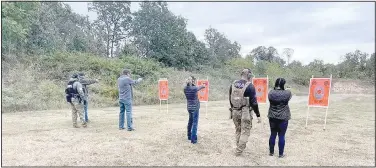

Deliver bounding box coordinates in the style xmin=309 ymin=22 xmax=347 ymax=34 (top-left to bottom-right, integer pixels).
xmin=83 ymin=100 xmax=88 ymax=122
xmin=187 ymin=109 xmax=199 ymax=144
xmin=119 ymin=99 xmax=133 ymax=130
xmin=269 ymin=118 xmax=289 ymax=156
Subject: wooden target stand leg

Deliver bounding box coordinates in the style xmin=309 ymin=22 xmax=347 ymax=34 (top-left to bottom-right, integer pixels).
xmin=159 ymin=99 xmax=168 ymax=114
xmin=323 ymin=74 xmax=332 ymax=131
xmin=205 ymin=102 xmax=208 ymax=118
xmin=305 ymin=107 xmax=310 ymax=128
xmin=205 ymin=76 xmax=208 ymax=119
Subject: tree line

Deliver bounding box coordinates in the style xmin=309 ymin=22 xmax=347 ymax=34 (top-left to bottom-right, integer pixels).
xmin=2 ymin=1 xmax=374 ymax=81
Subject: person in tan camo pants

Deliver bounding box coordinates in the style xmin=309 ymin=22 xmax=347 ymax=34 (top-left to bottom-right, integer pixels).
xmin=229 ymin=68 xmax=261 ymax=156
xmin=66 ymin=74 xmax=87 ymax=128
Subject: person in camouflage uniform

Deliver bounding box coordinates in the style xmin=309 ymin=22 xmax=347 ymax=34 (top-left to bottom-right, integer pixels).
xmin=229 ymin=68 xmax=261 ymax=156
xmin=66 ymin=73 xmax=87 ymax=128
xmin=78 ymin=72 xmax=98 ymax=123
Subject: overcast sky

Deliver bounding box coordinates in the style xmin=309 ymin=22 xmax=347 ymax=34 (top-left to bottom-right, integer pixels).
xmin=65 ymin=2 xmax=375 ymax=65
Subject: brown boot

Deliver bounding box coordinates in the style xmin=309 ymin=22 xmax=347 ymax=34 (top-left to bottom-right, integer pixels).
xmin=235 ymin=149 xmax=243 ymax=156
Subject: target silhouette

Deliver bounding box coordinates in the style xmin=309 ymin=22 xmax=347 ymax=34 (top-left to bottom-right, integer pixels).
xmin=314 ymin=86 xmax=324 ymax=100
xmin=256 ymin=86 xmax=264 ymax=97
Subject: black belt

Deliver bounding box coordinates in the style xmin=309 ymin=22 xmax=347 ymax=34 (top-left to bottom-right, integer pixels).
xmin=232 ymin=106 xmax=247 ymax=110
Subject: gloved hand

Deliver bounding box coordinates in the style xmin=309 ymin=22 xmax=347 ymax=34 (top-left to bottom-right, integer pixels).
xmin=257 ymin=117 xmax=261 ymax=123
xmin=137 ymin=78 xmax=143 ymax=82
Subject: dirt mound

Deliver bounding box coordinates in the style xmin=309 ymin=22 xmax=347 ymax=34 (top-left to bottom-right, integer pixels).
xmin=331 ymin=79 xmax=374 ymax=94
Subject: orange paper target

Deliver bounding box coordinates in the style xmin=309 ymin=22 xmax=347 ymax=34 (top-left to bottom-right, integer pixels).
xmin=308 ymin=78 xmax=331 ymax=107
xmin=197 ymin=80 xmax=209 ymax=102
xmin=252 ymin=78 xmax=268 ymax=103
xmin=158 ymin=80 xmax=169 ymax=100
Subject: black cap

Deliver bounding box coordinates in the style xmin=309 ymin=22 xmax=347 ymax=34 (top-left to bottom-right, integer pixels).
xmin=71 ymin=73 xmax=79 ymax=78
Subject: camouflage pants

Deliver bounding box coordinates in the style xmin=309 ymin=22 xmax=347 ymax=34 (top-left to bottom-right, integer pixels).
xmin=70 ymin=101 xmax=86 ymax=127
xmin=232 ymin=107 xmax=253 ymax=154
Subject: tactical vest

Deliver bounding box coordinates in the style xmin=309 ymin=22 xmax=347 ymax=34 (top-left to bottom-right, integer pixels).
xmin=230 ymin=80 xmax=251 ymax=109
xmin=65 ymin=80 xmax=79 ymax=103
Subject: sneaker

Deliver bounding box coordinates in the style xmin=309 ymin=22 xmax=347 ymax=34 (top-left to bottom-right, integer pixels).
xmin=279 ymin=154 xmax=285 ymax=158
xmin=119 ymin=127 xmax=125 ymax=130
xmin=73 ymin=124 xmax=79 ymax=128
xmin=269 ymin=153 xmax=274 ymax=156
xmin=128 ymin=128 xmax=135 ymax=131
xmin=82 ymin=123 xmax=87 ymax=128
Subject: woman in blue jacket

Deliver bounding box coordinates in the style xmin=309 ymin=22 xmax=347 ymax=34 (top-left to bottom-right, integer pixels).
xmin=268 ymin=78 xmax=292 ymax=158
xmin=184 ymin=76 xmax=206 ymax=144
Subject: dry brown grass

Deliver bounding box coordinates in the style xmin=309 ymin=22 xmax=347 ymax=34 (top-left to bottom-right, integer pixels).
xmin=2 ymin=94 xmax=374 ymax=166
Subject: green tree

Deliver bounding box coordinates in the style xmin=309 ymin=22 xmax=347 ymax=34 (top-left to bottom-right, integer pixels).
xmin=24 ymin=2 xmax=95 ymax=54
xmin=365 ymin=53 xmax=375 ymax=80
xmin=307 ymin=59 xmax=325 ymax=75
xmin=204 ymin=27 xmax=241 ymax=67
xmin=337 ymin=50 xmax=369 ymax=78
xmin=88 ymin=2 xmax=132 ymax=57
xmin=1 ymin=2 xmax=40 ymax=54
xmin=131 ymin=2 xmax=198 ymax=69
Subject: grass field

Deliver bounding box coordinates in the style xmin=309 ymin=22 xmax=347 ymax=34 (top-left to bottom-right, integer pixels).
xmin=1 ymin=94 xmax=375 ymax=166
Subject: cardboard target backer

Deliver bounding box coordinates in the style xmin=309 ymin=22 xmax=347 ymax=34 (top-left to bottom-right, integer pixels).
xmin=197 ymin=80 xmax=209 ymax=102
xmin=158 ymin=80 xmax=169 ymax=100
xmin=252 ymin=78 xmax=268 ymax=104
xmin=308 ymin=78 xmax=331 ymax=107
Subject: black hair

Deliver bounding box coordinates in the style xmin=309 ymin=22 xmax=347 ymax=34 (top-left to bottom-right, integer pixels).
xmin=274 ymin=78 xmax=286 ymax=90
xmin=122 ymin=69 xmax=130 ymax=75
xmin=71 ymin=73 xmax=79 ymax=78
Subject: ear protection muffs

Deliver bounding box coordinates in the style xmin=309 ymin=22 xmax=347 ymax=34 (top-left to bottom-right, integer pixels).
xmin=187 ymin=76 xmax=196 ymax=86
xmin=191 ymin=76 xmax=197 ymax=85
xmin=246 ymin=68 xmax=253 ymax=79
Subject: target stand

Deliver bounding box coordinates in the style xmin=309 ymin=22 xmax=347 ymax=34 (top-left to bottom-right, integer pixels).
xmin=197 ymin=77 xmax=209 ymax=118
xmin=305 ymin=74 xmax=332 ymax=130
xmin=158 ymin=78 xmax=169 ymax=114
xmin=252 ymin=75 xmax=269 ymax=119
xmin=252 ymin=75 xmax=269 ymax=105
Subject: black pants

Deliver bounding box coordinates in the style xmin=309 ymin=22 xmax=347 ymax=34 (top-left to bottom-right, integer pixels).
xmin=269 ymin=118 xmax=289 ymax=156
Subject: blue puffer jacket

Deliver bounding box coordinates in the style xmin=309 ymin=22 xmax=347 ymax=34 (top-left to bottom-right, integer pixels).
xmin=184 ymin=85 xmax=205 ymax=112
